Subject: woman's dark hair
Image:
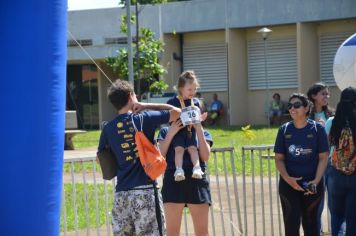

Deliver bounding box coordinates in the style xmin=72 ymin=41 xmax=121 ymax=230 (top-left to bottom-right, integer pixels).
xmin=307 ymin=82 xmax=334 ymax=119
xmin=289 ymin=93 xmax=311 ymax=116
xmin=329 ymin=87 xmax=356 ymax=146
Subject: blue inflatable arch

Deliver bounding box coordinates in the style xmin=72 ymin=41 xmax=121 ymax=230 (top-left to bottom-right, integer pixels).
xmin=1 ymin=1 xmax=67 ymax=235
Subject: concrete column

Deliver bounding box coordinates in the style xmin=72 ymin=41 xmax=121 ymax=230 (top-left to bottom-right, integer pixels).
xmin=98 ymin=61 xmax=117 ymax=125
xmin=227 ymin=28 xmax=248 ymax=125
xmin=161 ymin=33 xmax=181 ymax=91
xmin=297 ymin=22 xmax=319 ymax=93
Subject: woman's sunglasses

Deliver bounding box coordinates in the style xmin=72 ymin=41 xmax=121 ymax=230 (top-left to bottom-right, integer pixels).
xmin=287 ymin=101 xmax=303 ymax=110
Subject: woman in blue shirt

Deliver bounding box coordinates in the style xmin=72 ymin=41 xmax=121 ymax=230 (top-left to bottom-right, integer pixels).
xmin=274 ymin=93 xmax=329 ymax=236
xmin=157 ymin=120 xmax=212 ymax=236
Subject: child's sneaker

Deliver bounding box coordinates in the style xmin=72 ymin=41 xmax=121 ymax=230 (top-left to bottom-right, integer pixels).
xmin=192 ymin=166 xmax=204 ymax=179
xmin=174 ymin=168 xmax=185 ymax=181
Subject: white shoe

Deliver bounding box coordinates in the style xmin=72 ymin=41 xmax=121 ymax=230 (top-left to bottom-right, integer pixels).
xmin=192 ymin=166 xmax=204 ymax=179
xmin=174 ymin=168 xmax=185 ymax=182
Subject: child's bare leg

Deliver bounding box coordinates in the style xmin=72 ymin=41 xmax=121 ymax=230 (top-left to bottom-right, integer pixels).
xmin=187 ymin=146 xmax=200 ymax=167
xmin=174 ymin=146 xmax=185 ymax=181
xmin=187 ymin=146 xmax=204 ymax=179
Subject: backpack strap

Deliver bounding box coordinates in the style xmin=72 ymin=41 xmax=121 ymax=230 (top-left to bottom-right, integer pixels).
xmin=283 ymin=121 xmax=292 ymax=135
xmin=312 ymin=120 xmax=318 ymax=133
xmin=131 ymin=114 xmax=143 ymax=132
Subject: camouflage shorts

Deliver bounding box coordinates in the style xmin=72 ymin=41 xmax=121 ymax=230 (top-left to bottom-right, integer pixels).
xmin=112 ymin=185 xmax=166 ymax=236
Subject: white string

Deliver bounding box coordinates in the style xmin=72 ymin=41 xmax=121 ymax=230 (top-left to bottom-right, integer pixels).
xmin=131 ymin=115 xmax=138 ymax=131
xmin=139 ymin=114 xmax=143 ymax=131
xmin=210 ymin=202 xmax=243 ymax=235
xmin=131 ymin=114 xmax=143 ymax=132
xmin=67 ymin=30 xmax=114 ymax=85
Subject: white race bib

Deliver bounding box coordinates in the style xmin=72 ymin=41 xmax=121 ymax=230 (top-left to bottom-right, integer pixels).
xmin=180 ymin=106 xmax=201 ymax=126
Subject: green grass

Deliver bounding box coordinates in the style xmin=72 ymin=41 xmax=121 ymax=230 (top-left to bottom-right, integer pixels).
xmin=61 ymin=183 xmax=114 ymax=232
xmin=63 ymin=159 xmax=100 ymax=174
xmin=72 ymin=125 xmax=278 ymax=149
xmin=72 ymin=130 xmax=101 ymax=149
xmin=71 ymin=125 xmax=279 ymax=176
xmin=207 ymin=125 xmax=278 ymax=175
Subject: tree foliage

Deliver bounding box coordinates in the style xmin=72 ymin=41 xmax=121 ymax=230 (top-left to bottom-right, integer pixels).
xmin=105 ymin=14 xmax=167 ymax=94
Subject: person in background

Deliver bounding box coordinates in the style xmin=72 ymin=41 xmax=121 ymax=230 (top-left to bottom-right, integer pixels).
xmin=269 ymin=93 xmax=286 ymax=125
xmin=207 ymin=93 xmax=223 ymax=125
xmin=307 ymin=82 xmax=334 ymax=126
xmin=307 ymin=82 xmax=335 ymax=234
xmin=325 ymin=116 xmax=346 ymax=236
xmin=274 ymin=93 xmax=329 ymax=236
xmin=327 ymin=87 xmax=356 ymax=236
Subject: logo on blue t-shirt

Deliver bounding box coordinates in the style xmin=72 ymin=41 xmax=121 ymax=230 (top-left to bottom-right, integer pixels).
xmin=288 ymin=145 xmax=312 ymax=157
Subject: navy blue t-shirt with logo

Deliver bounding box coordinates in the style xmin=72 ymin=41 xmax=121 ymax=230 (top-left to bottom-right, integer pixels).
xmin=157 ymin=127 xmax=213 ymax=171
xmin=274 ymin=119 xmax=329 ymax=181
xmin=98 ymin=111 xmax=169 ymax=192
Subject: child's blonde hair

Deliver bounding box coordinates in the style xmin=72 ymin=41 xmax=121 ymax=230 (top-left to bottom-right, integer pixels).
xmin=174 ymin=70 xmax=200 ymax=95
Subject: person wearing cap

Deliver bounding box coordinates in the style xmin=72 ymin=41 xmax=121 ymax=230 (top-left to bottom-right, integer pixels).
xmin=327 ymin=87 xmax=356 ymax=236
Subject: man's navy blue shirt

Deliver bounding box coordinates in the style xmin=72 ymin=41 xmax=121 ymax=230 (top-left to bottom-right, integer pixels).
xmin=98 ymin=111 xmax=169 ymax=192
xmin=274 ymin=119 xmax=329 ymax=181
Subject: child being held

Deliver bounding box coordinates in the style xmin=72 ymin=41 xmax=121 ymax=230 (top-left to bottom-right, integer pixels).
xmin=167 ymin=70 xmax=207 ymax=181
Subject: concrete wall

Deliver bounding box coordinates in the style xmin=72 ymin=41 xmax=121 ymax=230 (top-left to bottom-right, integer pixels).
xmin=183 ymin=30 xmax=225 ymax=43
xmin=245 ymin=25 xmax=297 ymax=125
xmin=161 ymin=33 xmax=181 ymax=91
xmin=317 ymin=19 xmax=356 ymax=108
xmin=68 ymin=6 xmax=161 ymax=60
xmin=297 ymin=22 xmax=319 ymax=93
xmin=67 ymin=1 xmax=356 ymax=126
xmin=183 ymin=30 xmax=229 ymax=124
xmin=97 ymin=62 xmax=117 ymax=124
xmin=228 ymin=29 xmax=248 ymax=125
xmin=161 ymin=0 xmax=356 ymax=33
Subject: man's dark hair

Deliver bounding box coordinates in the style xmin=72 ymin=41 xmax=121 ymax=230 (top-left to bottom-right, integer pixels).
xmin=107 ymin=79 xmax=134 ymax=111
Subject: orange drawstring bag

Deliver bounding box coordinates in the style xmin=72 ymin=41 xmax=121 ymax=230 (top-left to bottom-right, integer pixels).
xmin=132 ymin=115 xmax=167 ymax=180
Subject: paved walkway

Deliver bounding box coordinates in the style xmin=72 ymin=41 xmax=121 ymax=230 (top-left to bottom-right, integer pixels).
xmin=64 ymin=148 xmax=97 ymax=160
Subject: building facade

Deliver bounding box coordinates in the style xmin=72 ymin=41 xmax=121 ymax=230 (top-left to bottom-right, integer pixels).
xmin=67 ymin=0 xmax=356 ymax=126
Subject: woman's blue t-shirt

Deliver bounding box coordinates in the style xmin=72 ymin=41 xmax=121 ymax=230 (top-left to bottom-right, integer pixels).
xmin=274 ymin=119 xmax=329 ymax=181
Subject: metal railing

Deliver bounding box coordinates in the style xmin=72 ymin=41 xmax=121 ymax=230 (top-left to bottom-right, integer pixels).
xmin=61 ymin=146 xmax=330 ymax=236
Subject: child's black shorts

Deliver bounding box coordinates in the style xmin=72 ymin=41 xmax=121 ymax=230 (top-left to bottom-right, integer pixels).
xmin=161 ymin=169 xmax=211 ymax=205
